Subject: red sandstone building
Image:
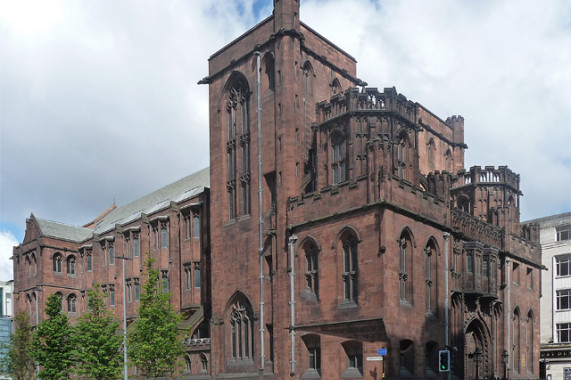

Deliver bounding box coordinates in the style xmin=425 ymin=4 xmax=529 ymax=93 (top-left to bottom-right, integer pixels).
xmin=13 ymin=1 xmax=541 ymax=379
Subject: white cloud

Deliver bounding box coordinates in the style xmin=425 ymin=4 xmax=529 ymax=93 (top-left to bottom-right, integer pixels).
xmin=0 ymin=231 xmax=17 ymax=281
xmin=0 ymin=0 xmax=569 ymax=236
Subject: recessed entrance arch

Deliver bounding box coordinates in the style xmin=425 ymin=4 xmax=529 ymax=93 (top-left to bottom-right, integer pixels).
xmin=464 ymin=318 xmax=490 ymax=379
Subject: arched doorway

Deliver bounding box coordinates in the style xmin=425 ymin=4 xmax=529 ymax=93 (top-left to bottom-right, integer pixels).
xmin=464 ymin=319 xmax=490 ymax=379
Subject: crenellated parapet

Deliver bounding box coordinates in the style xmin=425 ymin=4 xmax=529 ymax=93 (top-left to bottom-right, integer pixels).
xmin=453 ymin=165 xmax=520 ymax=191
xmin=315 ymin=86 xmax=417 ymax=126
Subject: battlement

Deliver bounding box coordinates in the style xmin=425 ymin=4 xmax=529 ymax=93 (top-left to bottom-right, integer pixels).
xmin=315 ymin=86 xmax=417 ymax=125
xmin=454 ymin=165 xmax=521 ymax=192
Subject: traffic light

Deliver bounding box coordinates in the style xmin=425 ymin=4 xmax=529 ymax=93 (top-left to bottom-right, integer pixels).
xmin=439 ymin=350 xmax=450 ymax=372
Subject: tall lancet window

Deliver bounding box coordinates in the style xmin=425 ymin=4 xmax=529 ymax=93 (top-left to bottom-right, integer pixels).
xmin=226 ymin=74 xmax=251 ymax=219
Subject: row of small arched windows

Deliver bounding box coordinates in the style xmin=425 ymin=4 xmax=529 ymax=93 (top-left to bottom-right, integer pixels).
xmin=52 ymin=253 xmax=76 ymax=275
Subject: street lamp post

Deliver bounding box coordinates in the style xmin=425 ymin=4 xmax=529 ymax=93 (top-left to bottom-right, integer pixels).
xmin=116 ymin=255 xmax=131 ymax=380
xmin=473 ymin=347 xmax=482 ymax=380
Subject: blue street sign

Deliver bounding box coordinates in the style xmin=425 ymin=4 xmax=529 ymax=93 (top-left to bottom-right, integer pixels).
xmin=377 ymin=348 xmax=387 ymax=356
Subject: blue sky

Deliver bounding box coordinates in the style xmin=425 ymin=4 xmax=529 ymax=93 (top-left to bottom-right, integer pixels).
xmin=1 ymin=0 xmax=570 ymax=281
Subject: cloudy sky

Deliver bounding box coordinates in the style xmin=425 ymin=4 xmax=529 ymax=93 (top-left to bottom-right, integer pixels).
xmin=1 ymin=0 xmax=570 ymax=281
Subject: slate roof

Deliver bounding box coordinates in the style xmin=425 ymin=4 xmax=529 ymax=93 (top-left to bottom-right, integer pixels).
xmin=36 ymin=167 xmax=210 ymax=241
xmin=36 ymin=219 xmax=93 ymax=243
xmin=93 ymin=167 xmax=210 ymax=235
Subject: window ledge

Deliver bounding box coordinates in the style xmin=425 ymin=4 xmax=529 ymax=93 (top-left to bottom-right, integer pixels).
xmin=341 ymin=367 xmax=363 ymax=378
xmin=338 ymin=300 xmax=358 ymax=310
xmin=301 ymin=369 xmax=321 ymax=379
xmin=301 ymin=289 xmax=319 ymax=303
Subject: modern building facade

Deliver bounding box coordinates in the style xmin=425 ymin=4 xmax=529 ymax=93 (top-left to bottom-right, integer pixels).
xmin=12 ymin=1 xmax=541 ymax=379
xmin=527 ymin=212 xmax=571 ymax=380
xmin=0 ymin=280 xmax=14 ymax=376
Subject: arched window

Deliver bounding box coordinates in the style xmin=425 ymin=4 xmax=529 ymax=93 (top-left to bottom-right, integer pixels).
xmin=229 ymin=294 xmax=255 ymax=361
xmin=31 ymin=253 xmax=37 ymax=275
xmin=264 ymin=53 xmax=275 ymax=92
xmin=527 ymin=310 xmax=534 ymax=372
xmin=444 ymin=149 xmax=453 ymax=173
xmin=342 ymin=341 xmax=363 ymax=376
xmin=513 ymin=308 xmax=521 ymax=374
xmin=424 ymin=240 xmax=438 ymax=314
xmin=200 ymin=353 xmax=208 ymax=374
xmin=304 ymin=240 xmax=319 ymax=298
xmin=193 ymin=214 xmax=200 ymax=238
xmin=226 ymin=73 xmax=251 ymax=219
xmin=397 ymin=133 xmax=409 ymax=180
xmin=185 ymin=355 xmax=191 ymax=372
xmin=55 ymin=292 xmax=64 ymax=310
xmin=161 ymin=226 xmax=168 ymax=248
xmin=399 ymin=231 xmax=413 ymax=303
xmin=427 ymin=138 xmax=436 ymax=171
xmin=109 ymin=245 xmax=115 ymax=265
xmin=302 ymin=334 xmax=321 ymax=375
xmin=340 ymin=231 xmax=359 ymax=303
xmin=67 ymin=294 xmax=77 ymax=313
xmin=26 ymin=294 xmax=33 ymax=315
xmin=53 ymin=253 xmax=62 ymax=273
xmin=331 ymin=78 xmax=342 ymax=95
xmin=331 ymin=128 xmax=347 ymax=184
xmin=302 ymin=61 xmax=313 ymax=95
xmin=66 ymin=255 xmax=76 ymax=275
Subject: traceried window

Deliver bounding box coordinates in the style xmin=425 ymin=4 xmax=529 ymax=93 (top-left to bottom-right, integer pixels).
xmin=557 ymin=289 xmax=571 ymax=310
xmin=161 ymin=226 xmax=168 ymax=248
xmin=230 ymin=295 xmax=255 ymax=361
xmin=341 ymin=233 xmax=359 ymax=303
xmin=109 ymin=245 xmax=114 ymax=265
xmin=399 ymin=232 xmax=413 ymax=303
xmin=194 ymin=265 xmax=201 ymax=289
xmin=557 ymin=225 xmax=571 ymax=241
xmin=109 ymin=285 xmax=115 ymax=307
xmin=304 ymin=242 xmax=319 ymax=298
xmin=397 ymin=134 xmax=409 ymax=180
xmin=162 ymin=271 xmax=169 ymax=294
xmin=86 ymin=253 xmax=92 ymax=272
xmin=193 ymin=214 xmax=200 ymax=238
xmin=53 ymin=253 xmax=62 ymax=273
xmin=67 ymin=294 xmax=77 ymax=313
xmin=133 ymin=236 xmax=139 ymax=257
xmin=184 ymin=216 xmax=190 ymax=239
xmin=302 ymin=61 xmax=313 ymax=95
xmin=226 ymin=74 xmax=251 ymax=219
xmin=332 ymin=141 xmax=347 ymax=184
xmin=134 ymin=279 xmax=140 ymax=302
xmin=424 ymin=241 xmax=437 ymax=314
xmin=556 ymin=255 xmax=571 ymax=277
xmin=66 ymin=255 xmax=76 ymax=275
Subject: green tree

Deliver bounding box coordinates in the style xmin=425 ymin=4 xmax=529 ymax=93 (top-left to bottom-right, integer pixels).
xmin=128 ymin=253 xmax=185 ymax=378
xmin=32 ymin=293 xmax=74 ymax=379
xmin=1 ymin=311 xmax=35 ymax=380
xmin=74 ymin=284 xmax=123 ymax=379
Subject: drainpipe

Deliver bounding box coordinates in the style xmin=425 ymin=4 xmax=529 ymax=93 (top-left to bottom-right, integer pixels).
xmin=443 ymin=232 xmax=450 ymax=380
xmin=506 ymin=257 xmax=511 ymax=375
xmin=288 ymin=234 xmax=298 ymax=375
xmin=255 ymin=50 xmax=265 ymax=371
